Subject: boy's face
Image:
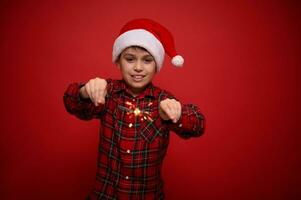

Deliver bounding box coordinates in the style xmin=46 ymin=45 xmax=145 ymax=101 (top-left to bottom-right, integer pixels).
xmin=117 ymin=47 xmax=156 ymax=96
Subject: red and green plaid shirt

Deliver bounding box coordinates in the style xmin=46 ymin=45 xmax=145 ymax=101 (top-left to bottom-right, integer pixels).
xmin=63 ymin=79 xmax=205 ymax=200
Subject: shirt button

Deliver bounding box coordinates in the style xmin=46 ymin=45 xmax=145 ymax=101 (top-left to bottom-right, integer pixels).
xmin=129 ymin=123 xmax=133 ymax=128
xmin=126 ymin=149 xmax=131 ymax=154
xmin=179 ymin=123 xmax=182 ymax=128
xmin=125 ymin=176 xmax=129 ymax=180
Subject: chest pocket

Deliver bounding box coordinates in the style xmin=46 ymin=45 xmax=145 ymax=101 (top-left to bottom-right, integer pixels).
xmin=140 ymin=114 xmax=169 ymax=143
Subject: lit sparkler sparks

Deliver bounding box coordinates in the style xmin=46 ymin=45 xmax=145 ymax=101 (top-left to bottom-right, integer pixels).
xmin=119 ymin=101 xmax=154 ymax=122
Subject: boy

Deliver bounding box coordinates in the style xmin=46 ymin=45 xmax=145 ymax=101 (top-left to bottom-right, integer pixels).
xmin=64 ymin=19 xmax=205 ymax=200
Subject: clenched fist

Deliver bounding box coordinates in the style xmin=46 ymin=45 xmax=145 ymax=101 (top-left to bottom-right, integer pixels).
xmin=80 ymin=78 xmax=107 ymax=106
xmin=159 ymin=98 xmax=182 ymax=123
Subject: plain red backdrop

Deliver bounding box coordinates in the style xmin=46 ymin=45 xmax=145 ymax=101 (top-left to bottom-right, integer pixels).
xmin=1 ymin=1 xmax=300 ymax=199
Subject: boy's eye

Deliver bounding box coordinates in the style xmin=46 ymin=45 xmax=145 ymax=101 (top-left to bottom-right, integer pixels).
xmin=125 ymin=57 xmax=134 ymax=62
xmin=144 ymin=58 xmax=154 ymax=63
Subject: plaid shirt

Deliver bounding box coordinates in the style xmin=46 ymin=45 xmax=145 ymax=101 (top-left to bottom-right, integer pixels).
xmin=63 ymin=79 xmax=205 ymax=200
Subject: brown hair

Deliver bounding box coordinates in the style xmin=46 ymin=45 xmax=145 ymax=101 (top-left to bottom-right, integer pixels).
xmin=116 ymin=46 xmax=149 ymax=63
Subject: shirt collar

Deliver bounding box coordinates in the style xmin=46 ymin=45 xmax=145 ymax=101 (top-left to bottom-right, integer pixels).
xmin=112 ymin=79 xmax=155 ymax=99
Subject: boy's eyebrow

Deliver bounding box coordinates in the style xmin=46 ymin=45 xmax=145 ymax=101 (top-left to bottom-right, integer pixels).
xmin=143 ymin=55 xmax=154 ymax=59
xmin=123 ymin=53 xmax=135 ymax=56
xmin=123 ymin=53 xmax=153 ymax=58
xmin=144 ymin=54 xmax=153 ymax=57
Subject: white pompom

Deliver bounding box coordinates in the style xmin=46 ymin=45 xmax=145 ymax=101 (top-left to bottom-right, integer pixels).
xmin=171 ymin=55 xmax=184 ymax=67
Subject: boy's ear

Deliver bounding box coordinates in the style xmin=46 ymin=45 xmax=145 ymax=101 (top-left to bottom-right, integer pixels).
xmin=116 ymin=61 xmax=121 ymax=68
xmin=115 ymin=55 xmax=121 ymax=68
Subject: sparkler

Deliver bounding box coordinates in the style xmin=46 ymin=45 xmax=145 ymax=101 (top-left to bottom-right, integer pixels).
xmin=119 ymin=101 xmax=154 ymax=123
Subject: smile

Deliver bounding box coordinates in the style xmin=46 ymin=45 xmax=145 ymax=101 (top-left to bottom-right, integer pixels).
xmin=131 ymin=75 xmax=145 ymax=81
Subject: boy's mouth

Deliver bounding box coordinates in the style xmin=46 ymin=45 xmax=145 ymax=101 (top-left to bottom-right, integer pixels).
xmin=131 ymin=75 xmax=145 ymax=81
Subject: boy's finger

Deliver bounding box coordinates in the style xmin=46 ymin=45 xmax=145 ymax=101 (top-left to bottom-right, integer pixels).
xmin=90 ymin=83 xmax=96 ymax=100
xmin=172 ymin=103 xmax=178 ymax=123
xmin=92 ymin=81 xmax=98 ymax=103
xmin=161 ymin=101 xmax=170 ymax=112
xmin=176 ymin=102 xmax=181 ymax=121
xmin=91 ymin=88 xmax=97 ymax=104
xmin=173 ymin=102 xmax=181 ymax=123
xmin=173 ymin=103 xmax=180 ymax=123
xmin=164 ymin=102 xmax=175 ymax=121
xmin=168 ymin=101 xmax=176 ymax=115
xmin=85 ymin=84 xmax=93 ymax=100
xmin=159 ymin=102 xmax=169 ymax=118
xmin=94 ymin=89 xmax=100 ymax=106
xmin=93 ymin=96 xmax=98 ymax=106
xmin=171 ymin=106 xmax=178 ymax=120
xmin=98 ymin=97 xmax=105 ymax=104
xmin=161 ymin=111 xmax=170 ymax=121
xmin=98 ymin=89 xmax=106 ymax=104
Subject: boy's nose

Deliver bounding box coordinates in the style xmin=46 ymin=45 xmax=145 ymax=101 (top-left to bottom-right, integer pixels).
xmin=134 ymin=61 xmax=143 ymax=71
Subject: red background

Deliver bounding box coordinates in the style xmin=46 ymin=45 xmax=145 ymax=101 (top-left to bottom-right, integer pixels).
xmin=1 ymin=1 xmax=300 ymax=199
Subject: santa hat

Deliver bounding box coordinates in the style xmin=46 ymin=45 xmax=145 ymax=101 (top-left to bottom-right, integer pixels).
xmin=112 ymin=18 xmax=184 ymax=71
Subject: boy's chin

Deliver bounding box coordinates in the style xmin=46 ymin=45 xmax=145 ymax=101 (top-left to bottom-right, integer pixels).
xmin=127 ymin=78 xmax=149 ymax=86
xmin=128 ymin=81 xmax=149 ymax=90
xmin=130 ymin=82 xmax=147 ymax=89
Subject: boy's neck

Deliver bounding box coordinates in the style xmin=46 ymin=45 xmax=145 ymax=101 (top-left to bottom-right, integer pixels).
xmin=127 ymin=86 xmax=145 ymax=97
xmin=122 ymin=79 xmax=152 ymax=97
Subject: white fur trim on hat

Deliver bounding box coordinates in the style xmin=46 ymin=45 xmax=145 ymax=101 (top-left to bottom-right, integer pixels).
xmin=171 ymin=55 xmax=184 ymax=67
xmin=112 ymin=29 xmax=165 ymax=71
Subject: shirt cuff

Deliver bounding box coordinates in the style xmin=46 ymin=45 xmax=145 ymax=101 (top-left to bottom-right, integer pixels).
xmin=78 ymin=83 xmax=93 ymax=104
xmin=161 ymin=112 xmax=183 ymax=129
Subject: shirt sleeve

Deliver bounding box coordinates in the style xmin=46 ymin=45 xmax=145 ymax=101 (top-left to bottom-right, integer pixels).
xmin=166 ymin=103 xmax=205 ymax=139
xmin=63 ymin=81 xmax=111 ymax=120
xmin=159 ymin=90 xmax=205 ymax=139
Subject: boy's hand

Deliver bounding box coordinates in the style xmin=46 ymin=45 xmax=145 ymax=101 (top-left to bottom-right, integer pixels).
xmin=159 ymin=98 xmax=181 ymax=123
xmin=80 ymin=78 xmax=107 ymax=106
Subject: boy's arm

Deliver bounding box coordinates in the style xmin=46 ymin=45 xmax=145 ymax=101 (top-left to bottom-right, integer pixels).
xmin=165 ymin=103 xmax=205 ymax=139
xmin=159 ymin=91 xmax=205 ymax=139
xmin=63 ymin=79 xmax=112 ymax=120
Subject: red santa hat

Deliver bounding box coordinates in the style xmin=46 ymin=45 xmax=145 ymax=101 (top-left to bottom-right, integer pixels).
xmin=112 ymin=18 xmax=184 ymax=71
